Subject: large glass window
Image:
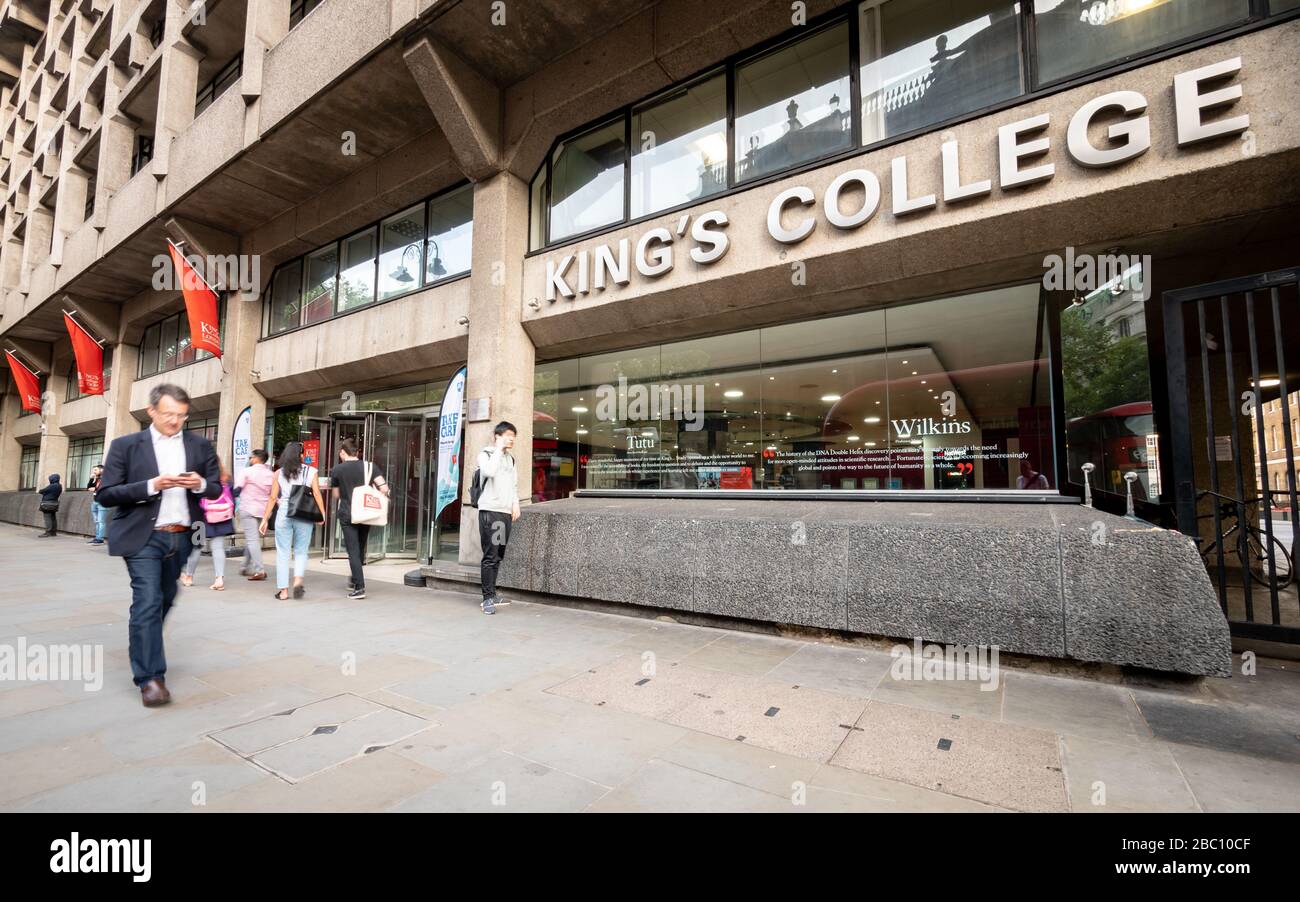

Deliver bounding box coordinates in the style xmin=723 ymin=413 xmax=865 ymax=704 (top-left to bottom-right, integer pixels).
xmin=302 ymin=244 xmax=337 ymax=325
xmin=860 ymin=0 xmax=1023 ymax=144
xmin=263 ymin=187 xmax=472 ymax=335
xmin=734 ymin=22 xmax=852 ymax=183
xmin=1033 ymin=0 xmax=1251 ymax=85
xmin=378 ymin=205 xmax=425 ymax=302
xmin=159 ymin=316 xmax=179 ymax=371
xmin=533 ymin=284 xmax=1056 ymax=497
xmin=549 ymin=119 xmax=626 ymax=242
xmin=631 ymin=72 xmax=728 ymax=218
xmin=66 ymin=436 xmax=104 ymax=489
xmin=427 ymin=185 xmax=473 ymax=282
xmin=338 ymin=228 xmax=376 ymax=312
xmin=1060 ymin=258 xmax=1158 ymax=501
xmin=19 ymin=446 xmax=39 ymax=489
xmin=140 ymin=323 xmax=161 ymax=377
xmin=268 ymin=261 xmax=303 ymax=336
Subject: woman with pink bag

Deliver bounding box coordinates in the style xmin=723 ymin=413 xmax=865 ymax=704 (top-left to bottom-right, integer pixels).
xmin=181 ymin=459 xmax=236 ymax=591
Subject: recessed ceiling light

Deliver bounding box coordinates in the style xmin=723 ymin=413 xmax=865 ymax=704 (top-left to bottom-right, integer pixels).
xmin=831 ymin=368 xmax=838 ymax=374
xmin=576 ymin=428 xmax=588 ymax=435
xmin=863 ymin=416 xmax=881 ymax=424
xmin=724 ymin=389 xmax=743 ymax=398
xmin=911 ymin=371 xmax=918 ymax=375
xmin=865 ymin=441 xmax=877 ymax=447
xmin=571 ymin=406 xmax=588 ymax=413
xmin=902 ymin=360 xmax=908 ymax=365
xmin=920 ymin=380 xmax=927 ymax=385
xmin=847 ymin=435 xmax=860 ymax=442
xmin=821 ymin=394 xmax=841 ymax=403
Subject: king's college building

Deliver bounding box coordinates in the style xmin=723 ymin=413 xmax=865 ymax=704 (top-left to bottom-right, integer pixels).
xmin=2 ymin=0 xmax=1299 ymax=675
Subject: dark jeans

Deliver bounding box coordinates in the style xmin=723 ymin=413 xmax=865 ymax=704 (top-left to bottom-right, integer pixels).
xmin=478 ymin=510 xmax=512 ymax=601
xmin=340 ymin=520 xmax=370 ymax=589
xmin=124 ymin=530 xmax=187 ymax=686
xmin=41 ymin=510 xmax=57 ymax=535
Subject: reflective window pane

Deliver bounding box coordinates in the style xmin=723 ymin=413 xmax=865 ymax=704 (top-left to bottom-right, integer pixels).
xmin=1033 ymin=0 xmax=1250 ymax=85
xmin=302 ymin=244 xmax=337 ymax=324
xmin=860 ymin=0 xmax=1023 ymax=145
xmin=549 ymin=119 xmax=626 ymax=242
xmin=734 ymin=22 xmax=852 ymax=183
xmin=176 ymin=328 xmax=195 ymax=367
xmin=268 ymin=261 xmax=302 ymax=334
xmin=338 ymin=228 xmax=376 ymax=313
xmin=378 ymin=204 xmax=426 ymax=301
xmin=427 ymin=185 xmax=473 ymax=283
xmin=159 ymin=315 xmax=179 ymax=371
xmin=631 ymin=72 xmax=728 ymax=218
xmin=1061 ymin=259 xmax=1158 ymax=501
xmin=884 ymin=286 xmax=1051 ymax=490
xmin=140 ymin=323 xmax=160 ymax=376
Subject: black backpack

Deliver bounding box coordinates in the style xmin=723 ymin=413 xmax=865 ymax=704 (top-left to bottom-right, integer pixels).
xmin=468 ymin=467 xmax=484 ymax=508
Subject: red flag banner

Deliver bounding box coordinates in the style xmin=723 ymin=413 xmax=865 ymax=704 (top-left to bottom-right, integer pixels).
xmin=4 ymin=350 xmax=42 ymax=413
xmin=167 ymin=241 xmax=222 ymax=357
xmin=63 ymin=313 xmax=105 ymax=395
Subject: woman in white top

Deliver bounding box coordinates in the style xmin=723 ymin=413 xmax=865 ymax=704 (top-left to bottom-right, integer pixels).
xmin=260 ymin=441 xmax=326 ymax=601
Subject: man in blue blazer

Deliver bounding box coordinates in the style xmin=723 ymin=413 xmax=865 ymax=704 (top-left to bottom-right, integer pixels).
xmin=98 ymin=383 xmax=222 ymax=707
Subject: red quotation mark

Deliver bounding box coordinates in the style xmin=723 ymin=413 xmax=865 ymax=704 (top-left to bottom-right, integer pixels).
xmin=958 ymin=463 xmax=974 ymax=476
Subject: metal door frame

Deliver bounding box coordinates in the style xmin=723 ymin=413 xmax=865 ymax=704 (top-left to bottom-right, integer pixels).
xmin=1163 ymin=266 xmax=1300 ymax=643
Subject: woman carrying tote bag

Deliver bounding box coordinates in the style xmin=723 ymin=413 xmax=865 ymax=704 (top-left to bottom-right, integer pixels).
xmin=259 ymin=442 xmax=326 ymax=601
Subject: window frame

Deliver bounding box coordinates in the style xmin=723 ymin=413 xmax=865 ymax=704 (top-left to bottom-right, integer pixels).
xmin=135 ymin=298 xmax=227 ymax=379
xmin=527 ymin=0 xmax=1292 ymax=254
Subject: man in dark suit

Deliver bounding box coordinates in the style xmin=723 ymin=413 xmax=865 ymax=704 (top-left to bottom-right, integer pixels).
xmin=98 ymin=383 xmax=222 ymax=707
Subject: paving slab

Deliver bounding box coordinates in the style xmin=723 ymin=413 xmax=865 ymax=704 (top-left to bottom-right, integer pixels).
xmin=1060 ymin=735 xmax=1199 ymax=813
xmin=831 ymin=700 xmax=1069 ymax=812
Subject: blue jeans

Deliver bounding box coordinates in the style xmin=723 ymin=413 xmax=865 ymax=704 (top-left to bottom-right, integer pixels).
xmin=90 ymin=500 xmax=107 ymax=541
xmin=274 ymin=516 xmax=315 ymax=590
xmin=123 ymin=530 xmax=187 ymax=686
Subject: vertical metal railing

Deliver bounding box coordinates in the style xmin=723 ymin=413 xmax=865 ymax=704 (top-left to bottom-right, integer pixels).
xmin=1219 ymin=294 xmax=1253 ymax=621
xmin=1197 ymin=300 xmax=1228 ymax=611
xmin=1245 ymin=290 xmax=1282 ymax=623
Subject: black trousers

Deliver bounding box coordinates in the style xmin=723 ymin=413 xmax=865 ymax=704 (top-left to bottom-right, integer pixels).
xmin=42 ymin=510 xmax=57 ymax=535
xmin=340 ymin=521 xmax=371 ymax=589
xmin=478 ymin=510 xmax=512 ymax=600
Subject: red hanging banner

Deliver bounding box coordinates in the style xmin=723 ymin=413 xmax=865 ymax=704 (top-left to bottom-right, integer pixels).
xmin=4 ymin=350 xmax=42 ymax=413
xmin=167 ymin=241 xmax=222 ymax=357
xmin=63 ymin=313 xmax=105 ymax=395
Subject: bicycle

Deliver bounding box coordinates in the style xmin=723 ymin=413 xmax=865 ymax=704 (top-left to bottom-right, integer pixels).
xmin=1196 ymin=490 xmax=1295 ymax=591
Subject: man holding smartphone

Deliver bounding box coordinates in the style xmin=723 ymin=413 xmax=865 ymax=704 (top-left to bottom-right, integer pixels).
xmin=97 ymin=384 xmax=222 ymax=707
xmin=475 ymin=421 xmax=520 ymax=615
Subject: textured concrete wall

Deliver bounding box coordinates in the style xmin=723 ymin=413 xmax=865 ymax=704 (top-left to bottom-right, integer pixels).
xmin=0 ymin=489 xmax=96 ymax=535
xmin=489 ymin=497 xmax=1232 ymax=676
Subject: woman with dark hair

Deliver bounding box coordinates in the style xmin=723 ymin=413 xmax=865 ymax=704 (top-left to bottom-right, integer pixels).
xmin=259 ymin=441 xmax=325 ymax=601
xmin=37 ymin=473 xmax=62 ymax=537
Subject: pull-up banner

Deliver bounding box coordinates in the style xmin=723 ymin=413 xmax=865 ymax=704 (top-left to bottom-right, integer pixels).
xmin=434 ymin=366 xmax=468 ymax=519
xmin=4 ymin=350 xmax=41 ymax=413
xmin=63 ymin=313 xmax=105 ymax=395
xmin=166 ymin=241 xmax=222 ymax=357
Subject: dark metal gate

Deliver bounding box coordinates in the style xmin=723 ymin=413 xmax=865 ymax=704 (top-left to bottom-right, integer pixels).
xmin=1165 ymin=268 xmax=1300 ymax=644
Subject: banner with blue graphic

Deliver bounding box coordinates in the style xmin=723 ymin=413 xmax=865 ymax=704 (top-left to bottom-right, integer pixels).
xmin=434 ymin=366 xmax=468 ymax=519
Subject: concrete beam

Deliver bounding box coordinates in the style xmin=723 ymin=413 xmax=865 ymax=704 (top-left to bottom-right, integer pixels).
xmin=402 ymin=34 xmax=500 ymax=181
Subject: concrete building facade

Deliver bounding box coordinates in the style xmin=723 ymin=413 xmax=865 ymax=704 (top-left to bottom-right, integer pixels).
xmin=2 ymin=0 xmax=1299 ymax=673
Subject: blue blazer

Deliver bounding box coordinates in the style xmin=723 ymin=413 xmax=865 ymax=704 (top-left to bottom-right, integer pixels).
xmin=97 ymin=428 xmax=222 ymax=557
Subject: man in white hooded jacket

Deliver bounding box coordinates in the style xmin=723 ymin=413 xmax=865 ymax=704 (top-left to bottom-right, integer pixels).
xmin=475 ymin=420 xmax=520 ymax=614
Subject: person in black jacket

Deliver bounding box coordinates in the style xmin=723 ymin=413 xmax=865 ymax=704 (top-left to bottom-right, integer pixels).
xmin=97 ymin=384 xmax=221 ymax=708
xmin=37 ymin=474 xmax=62 ymax=536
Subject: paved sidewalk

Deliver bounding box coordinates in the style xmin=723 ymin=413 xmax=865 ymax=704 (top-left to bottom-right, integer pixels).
xmin=1 ymin=523 xmax=1298 ymax=813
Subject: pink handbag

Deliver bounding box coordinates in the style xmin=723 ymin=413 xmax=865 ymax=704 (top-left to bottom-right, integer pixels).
xmin=202 ymin=484 xmax=235 ymax=523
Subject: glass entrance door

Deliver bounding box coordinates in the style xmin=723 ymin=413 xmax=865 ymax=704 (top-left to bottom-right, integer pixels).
xmin=320 ymin=410 xmax=427 ymax=561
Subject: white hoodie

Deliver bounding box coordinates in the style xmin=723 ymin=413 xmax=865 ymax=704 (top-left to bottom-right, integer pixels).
xmin=475 ymin=446 xmax=517 ymax=514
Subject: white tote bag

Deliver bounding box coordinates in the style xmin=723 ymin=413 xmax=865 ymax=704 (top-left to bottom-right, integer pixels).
xmin=349 ymin=462 xmax=389 ymax=526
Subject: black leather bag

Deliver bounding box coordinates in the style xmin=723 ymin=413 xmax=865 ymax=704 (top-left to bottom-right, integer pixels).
xmin=38 ymin=500 xmax=58 ymax=513
xmin=286 ymin=483 xmax=322 ymax=523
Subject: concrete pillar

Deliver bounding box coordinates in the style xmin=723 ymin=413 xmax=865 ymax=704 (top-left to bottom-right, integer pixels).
xmin=457 ymin=171 xmax=534 ymax=565
xmin=103 ymin=342 xmax=140 ymax=449
xmin=0 ymin=391 xmax=20 ymax=490
xmin=214 ymin=288 xmax=266 ymax=473
xmin=37 ymin=365 xmax=70 ymax=485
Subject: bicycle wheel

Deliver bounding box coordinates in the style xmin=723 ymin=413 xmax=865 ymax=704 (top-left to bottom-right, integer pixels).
xmin=1243 ymin=531 xmax=1295 ymax=591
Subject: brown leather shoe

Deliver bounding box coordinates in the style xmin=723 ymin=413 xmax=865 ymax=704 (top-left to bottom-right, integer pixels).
xmin=140 ymin=678 xmax=171 ymax=708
